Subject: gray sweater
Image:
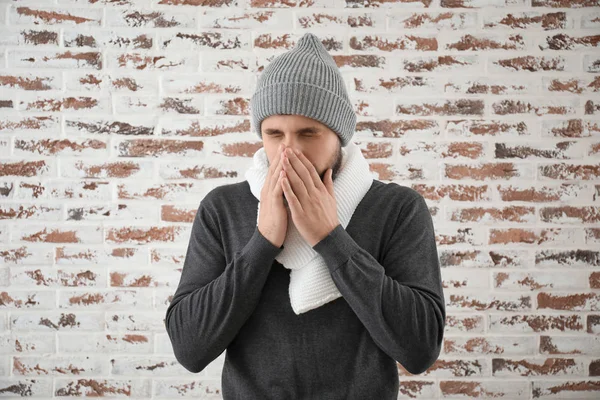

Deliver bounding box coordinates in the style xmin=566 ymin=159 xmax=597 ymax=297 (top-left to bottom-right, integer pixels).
xmin=165 ymin=179 xmax=446 ymax=399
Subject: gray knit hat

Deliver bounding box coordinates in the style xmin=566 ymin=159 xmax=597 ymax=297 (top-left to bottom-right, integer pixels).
xmin=250 ymin=32 xmax=356 ymax=147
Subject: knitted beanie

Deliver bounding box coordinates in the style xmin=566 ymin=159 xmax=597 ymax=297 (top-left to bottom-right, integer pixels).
xmin=250 ymin=32 xmax=356 ymax=147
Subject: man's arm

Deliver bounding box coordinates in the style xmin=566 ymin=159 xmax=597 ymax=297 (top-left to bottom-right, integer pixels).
xmin=165 ymin=198 xmax=283 ymax=373
xmin=312 ymin=194 xmax=446 ymax=375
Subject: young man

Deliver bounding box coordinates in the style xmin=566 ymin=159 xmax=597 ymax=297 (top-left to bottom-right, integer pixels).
xmin=165 ymin=32 xmax=446 ymax=399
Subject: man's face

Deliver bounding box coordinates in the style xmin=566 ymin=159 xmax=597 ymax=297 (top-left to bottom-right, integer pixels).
xmin=262 ymin=114 xmax=344 ymax=183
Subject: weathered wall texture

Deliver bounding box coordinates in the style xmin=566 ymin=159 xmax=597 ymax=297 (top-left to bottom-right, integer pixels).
xmin=1 ymin=0 xmax=600 ymax=398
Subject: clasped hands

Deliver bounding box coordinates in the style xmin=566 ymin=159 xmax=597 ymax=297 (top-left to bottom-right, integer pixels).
xmin=280 ymin=147 xmax=340 ymax=247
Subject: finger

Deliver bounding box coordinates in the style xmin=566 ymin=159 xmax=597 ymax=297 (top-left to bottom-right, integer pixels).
xmin=282 ymin=152 xmax=309 ymax=202
xmin=267 ymin=145 xmax=284 ymax=176
xmin=266 ymin=147 xmax=283 ymax=189
xmin=270 ymin=152 xmax=285 ymax=193
xmin=274 ymin=169 xmax=285 ymax=197
xmin=281 ymin=173 xmax=302 ymax=212
xmin=293 ymin=149 xmax=322 ymax=189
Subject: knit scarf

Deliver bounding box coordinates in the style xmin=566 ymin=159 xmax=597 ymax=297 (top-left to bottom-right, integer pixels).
xmin=244 ymin=141 xmax=374 ymax=315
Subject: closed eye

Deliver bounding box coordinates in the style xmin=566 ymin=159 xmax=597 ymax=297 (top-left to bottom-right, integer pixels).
xmin=263 ymin=127 xmax=321 ymax=136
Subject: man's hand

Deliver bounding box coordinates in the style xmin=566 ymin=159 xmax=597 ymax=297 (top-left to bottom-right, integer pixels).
xmin=280 ymin=147 xmax=340 ymax=247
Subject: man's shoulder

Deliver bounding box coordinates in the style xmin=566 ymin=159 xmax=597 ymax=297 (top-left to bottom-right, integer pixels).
xmin=200 ymin=180 xmax=253 ymax=211
xmin=372 ymin=180 xmax=424 ymax=207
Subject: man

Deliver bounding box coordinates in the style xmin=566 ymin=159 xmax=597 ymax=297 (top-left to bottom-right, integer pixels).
xmin=165 ymin=32 xmax=446 ymax=399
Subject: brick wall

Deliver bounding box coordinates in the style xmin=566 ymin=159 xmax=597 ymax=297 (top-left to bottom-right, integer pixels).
xmin=1 ymin=0 xmax=599 ymax=398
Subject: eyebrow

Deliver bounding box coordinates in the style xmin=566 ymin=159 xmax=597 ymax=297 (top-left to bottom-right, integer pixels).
xmin=263 ymin=127 xmax=321 ymax=135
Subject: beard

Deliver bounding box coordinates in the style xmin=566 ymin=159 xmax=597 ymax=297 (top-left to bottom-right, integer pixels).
xmin=321 ymin=143 xmax=344 ymax=182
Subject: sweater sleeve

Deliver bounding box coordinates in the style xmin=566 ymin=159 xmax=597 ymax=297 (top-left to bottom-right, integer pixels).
xmin=164 ymin=199 xmax=284 ymax=373
xmin=312 ymin=194 xmax=446 ymax=375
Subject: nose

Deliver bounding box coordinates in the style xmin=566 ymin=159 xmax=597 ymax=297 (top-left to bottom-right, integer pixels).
xmin=280 ymin=142 xmax=298 ymax=154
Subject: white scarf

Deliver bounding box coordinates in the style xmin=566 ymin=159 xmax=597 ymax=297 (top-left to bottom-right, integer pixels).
xmin=244 ymin=141 xmax=374 ymax=315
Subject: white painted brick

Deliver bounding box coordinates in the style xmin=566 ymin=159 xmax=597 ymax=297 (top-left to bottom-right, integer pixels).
xmin=110 ymin=268 xmax=181 ymax=288
xmin=13 ymin=355 xmax=107 ymax=376
xmin=105 ymin=311 xmax=166 ymax=331
xmin=60 ymin=158 xmax=154 ymax=179
xmin=0 ymin=203 xmax=62 ymax=220
xmin=106 ymin=50 xmax=198 ymax=71
xmin=10 ymin=311 xmax=104 ymax=331
xmin=161 ymin=72 xmax=252 ymax=95
xmin=158 ymin=30 xmax=250 ymax=51
xmin=14 ymin=180 xmax=112 ymax=201
xmin=64 ymin=71 xmax=158 ymax=93
xmin=0 ymin=28 xmax=60 ymax=46
xmin=63 ymin=30 xmax=154 ymax=50
xmin=53 ymin=377 xmax=151 ymax=397
xmin=389 ymin=11 xmax=478 ymax=30
xmin=55 ymin=246 xmax=147 ymax=266
xmin=58 ymin=289 xmax=154 ymax=309
xmin=58 ymin=332 xmax=153 ymax=354
xmin=9 ymin=49 xmax=102 ymax=69
xmin=0 ymin=332 xmax=56 ymax=353
xmin=0 ymin=245 xmax=54 ymax=265
xmin=110 ymin=356 xmax=189 ymax=375
xmin=106 ymin=7 xmax=197 ymax=28
xmin=0 ymin=115 xmax=60 ymax=134
xmin=9 ymin=266 xmax=106 ymax=287
xmin=0 ymin=378 xmax=53 ymax=396
xmin=200 ymin=9 xmax=292 ymax=29
xmin=154 ymin=377 xmax=222 ymax=396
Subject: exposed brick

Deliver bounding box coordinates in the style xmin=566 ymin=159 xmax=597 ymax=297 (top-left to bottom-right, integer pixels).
xmin=492 ymin=98 xmax=578 ymax=116
xmin=117 ymin=138 xmax=204 ymax=158
xmin=63 ymin=31 xmax=153 ymax=49
xmin=532 ymin=0 xmax=600 ymax=7
xmin=397 ymin=99 xmax=484 ymax=116
xmin=10 ymin=50 xmax=102 ymax=69
xmin=445 ymin=33 xmax=527 ymax=51
xmin=18 ymin=95 xmax=110 ymax=113
xmin=105 ymin=226 xmax=190 ymax=245
xmin=0 ymin=73 xmax=61 ymax=91
xmin=11 ymin=7 xmax=102 ymax=26
xmin=162 ymin=74 xmax=248 ymax=94
xmin=116 ymin=182 xmax=203 ymax=201
xmin=108 ymin=52 xmax=196 ymax=71
xmin=0 ymin=204 xmax=62 ymax=221
xmin=60 ymin=159 xmax=153 ymax=179
xmin=64 ymin=72 xmax=158 ymax=93
xmin=489 ymin=54 xmax=575 ymax=73
xmin=106 ymin=8 xmax=197 ymax=28
xmin=390 ymin=12 xmax=477 ymax=30
xmin=0 ymin=115 xmax=59 ymax=133
xmin=0 ymin=160 xmax=54 ymax=178
xmin=160 ymin=205 xmax=196 ymax=223
xmin=540 ymin=33 xmax=600 ymax=50
xmin=158 ymin=0 xmax=237 ymax=5
xmin=351 ymin=33 xmax=437 ymax=52
xmin=483 ymin=11 xmax=568 ymax=30
xmin=14 ymin=138 xmax=108 ymax=157
xmin=160 ymin=31 xmax=246 ymax=50
xmin=65 ymin=117 xmax=156 ymax=136
xmin=0 ymin=29 xmax=60 ymax=46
